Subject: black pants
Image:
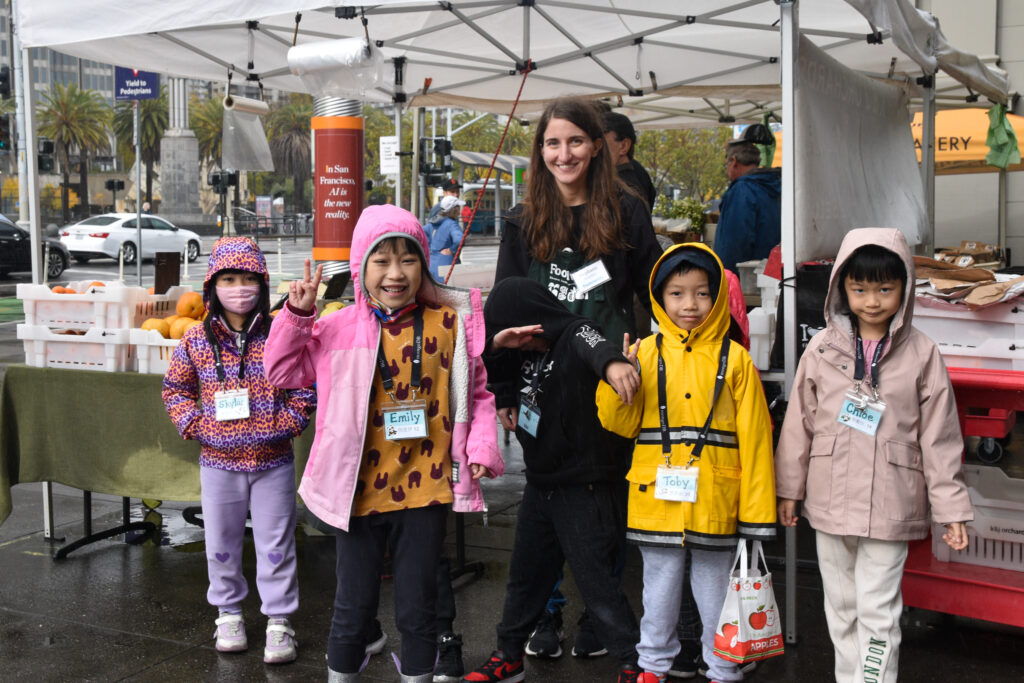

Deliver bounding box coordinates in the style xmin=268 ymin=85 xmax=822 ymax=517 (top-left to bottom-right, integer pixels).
xmin=496 ymin=481 xmax=639 ymax=666
xmin=328 ymin=505 xmax=447 ymax=675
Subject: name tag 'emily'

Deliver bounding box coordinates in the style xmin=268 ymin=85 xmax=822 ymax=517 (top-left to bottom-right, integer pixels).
xmin=214 ymin=388 xmax=250 ymax=421
xmin=571 ymin=259 xmax=612 ymax=296
xmin=383 ymin=401 xmax=428 ymax=441
xmin=837 ymin=392 xmax=885 ymax=436
xmin=655 ymin=466 xmax=699 ymax=502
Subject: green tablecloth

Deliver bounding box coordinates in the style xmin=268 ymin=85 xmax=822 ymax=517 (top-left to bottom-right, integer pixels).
xmin=0 ymin=365 xmax=313 ymax=525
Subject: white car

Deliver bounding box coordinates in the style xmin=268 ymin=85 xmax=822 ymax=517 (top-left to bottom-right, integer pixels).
xmin=59 ymin=213 xmax=202 ymax=266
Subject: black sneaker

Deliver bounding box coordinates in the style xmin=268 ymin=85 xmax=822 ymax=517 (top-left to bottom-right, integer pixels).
xmin=463 ymin=650 xmax=526 ymax=682
xmin=696 ymin=655 xmax=757 ymax=677
xmin=524 ymin=610 xmax=564 ymax=659
xmin=571 ymin=611 xmax=608 ymax=658
xmin=668 ymin=638 xmax=700 ymax=678
xmin=433 ymin=631 xmax=464 ymax=682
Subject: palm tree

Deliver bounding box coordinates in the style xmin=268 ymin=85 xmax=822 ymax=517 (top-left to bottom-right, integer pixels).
xmin=36 ymin=83 xmax=112 ymax=223
xmin=267 ymin=94 xmax=313 ymax=212
xmin=190 ymin=95 xmax=224 ymax=169
xmin=113 ymin=88 xmax=168 ymax=209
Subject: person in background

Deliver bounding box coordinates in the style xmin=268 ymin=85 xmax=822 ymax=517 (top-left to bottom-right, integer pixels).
xmin=426 ymin=195 xmax=466 ymax=281
xmin=142 ymin=201 xmax=152 ymax=214
xmin=428 ymin=178 xmax=463 ymax=222
xmin=601 ymin=111 xmax=656 ymax=210
xmin=713 ymin=124 xmax=781 ymax=275
xmin=776 ymin=228 xmax=972 ymax=683
xmin=162 ymin=237 xmax=316 ymax=666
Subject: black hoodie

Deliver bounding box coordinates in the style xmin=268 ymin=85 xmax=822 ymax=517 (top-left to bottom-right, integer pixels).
xmin=484 ymin=277 xmax=634 ymax=489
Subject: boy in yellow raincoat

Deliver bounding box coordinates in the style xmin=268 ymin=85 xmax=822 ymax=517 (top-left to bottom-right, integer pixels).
xmin=596 ymin=243 xmax=776 ymax=683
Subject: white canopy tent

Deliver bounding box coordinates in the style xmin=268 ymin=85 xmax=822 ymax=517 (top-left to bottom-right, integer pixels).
xmin=14 ymin=0 xmax=1011 ymax=640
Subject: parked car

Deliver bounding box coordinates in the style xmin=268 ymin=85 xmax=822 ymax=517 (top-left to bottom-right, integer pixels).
xmin=59 ymin=213 xmax=202 ymax=266
xmin=0 ymin=214 xmax=69 ymax=279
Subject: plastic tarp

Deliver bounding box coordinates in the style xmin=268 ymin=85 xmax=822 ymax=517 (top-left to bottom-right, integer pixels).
xmin=795 ymin=36 xmax=927 ymax=262
xmin=15 ymin=1 xmax=1008 ymax=126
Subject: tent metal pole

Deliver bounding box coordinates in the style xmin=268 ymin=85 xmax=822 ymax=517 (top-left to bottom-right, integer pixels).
xmin=779 ymin=0 xmax=799 ymax=648
xmin=394 ymin=104 xmax=403 ymax=209
xmin=999 ymin=168 xmax=1007 ymax=258
xmin=921 ymin=75 xmax=936 ymax=254
xmin=12 ymin=0 xmax=28 ymax=227
xmin=22 ymin=45 xmax=41 ymax=285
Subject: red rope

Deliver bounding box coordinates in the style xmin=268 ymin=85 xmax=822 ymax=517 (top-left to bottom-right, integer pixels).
xmin=444 ymin=63 xmax=533 ymax=284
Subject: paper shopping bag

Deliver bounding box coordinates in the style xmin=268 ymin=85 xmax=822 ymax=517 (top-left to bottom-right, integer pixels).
xmin=713 ymin=540 xmax=784 ymax=663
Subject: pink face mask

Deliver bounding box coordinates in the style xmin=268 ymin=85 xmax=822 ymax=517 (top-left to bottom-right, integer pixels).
xmin=216 ymin=285 xmax=261 ymax=315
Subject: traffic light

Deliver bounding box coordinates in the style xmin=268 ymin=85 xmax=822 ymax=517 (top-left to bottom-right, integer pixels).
xmin=418 ymin=137 xmax=432 ymax=174
xmin=38 ymin=140 xmax=55 ymax=172
xmin=0 ymin=66 xmax=9 ymax=99
xmin=207 ymin=170 xmax=238 ymax=194
xmin=0 ymin=116 xmax=9 ymax=150
xmin=433 ymin=137 xmax=452 ymax=172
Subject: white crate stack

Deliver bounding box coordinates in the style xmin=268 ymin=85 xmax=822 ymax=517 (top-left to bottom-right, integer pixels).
xmin=913 ymin=298 xmax=1024 ymax=370
xmin=932 ymin=464 xmax=1024 ymax=572
xmin=16 ymin=282 xmax=194 ymax=373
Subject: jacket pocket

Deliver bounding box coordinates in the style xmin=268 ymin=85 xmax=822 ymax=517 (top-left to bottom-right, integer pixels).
xmin=625 ymin=466 xmax=664 ymax=522
xmin=710 ymin=464 xmax=742 ymax=523
xmin=884 ymin=440 xmax=927 ymax=521
xmin=804 ymin=433 xmax=836 ymax=512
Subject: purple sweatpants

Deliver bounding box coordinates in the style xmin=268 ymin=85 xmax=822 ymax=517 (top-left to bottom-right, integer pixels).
xmin=200 ymin=463 xmax=298 ymax=617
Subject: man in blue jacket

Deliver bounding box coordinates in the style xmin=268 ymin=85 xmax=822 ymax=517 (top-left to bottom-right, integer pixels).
xmin=714 ymin=126 xmax=781 ymax=275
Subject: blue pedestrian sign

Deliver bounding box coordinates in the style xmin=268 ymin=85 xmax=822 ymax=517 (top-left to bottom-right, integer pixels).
xmin=114 ymin=67 xmax=159 ymax=101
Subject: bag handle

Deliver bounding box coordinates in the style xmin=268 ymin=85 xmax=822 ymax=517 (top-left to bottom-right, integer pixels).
xmin=731 ymin=539 xmax=768 ymax=579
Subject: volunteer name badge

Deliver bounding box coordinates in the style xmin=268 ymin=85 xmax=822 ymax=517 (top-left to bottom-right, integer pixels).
xmin=571 ymin=259 xmax=612 ymax=296
xmin=215 ymin=388 xmax=250 ymax=421
xmin=837 ymin=391 xmax=885 ymax=436
xmin=518 ymin=398 xmax=541 ymax=437
xmin=383 ymin=401 xmax=428 ymax=440
xmin=655 ymin=466 xmax=699 ymax=502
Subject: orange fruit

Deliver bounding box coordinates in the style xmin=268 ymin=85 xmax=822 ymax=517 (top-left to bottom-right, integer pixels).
xmin=175 ymin=291 xmax=206 ymax=319
xmin=52 ymin=286 xmax=75 ymax=294
xmin=88 ymin=281 xmax=105 ymax=288
xmin=141 ymin=317 xmax=171 ymax=339
xmin=170 ymin=317 xmax=202 ymax=339
xmin=163 ymin=314 xmax=181 ymax=326
xmin=147 ymin=287 xmax=155 ymax=295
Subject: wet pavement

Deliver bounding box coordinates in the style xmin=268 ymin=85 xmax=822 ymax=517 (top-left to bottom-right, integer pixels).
xmin=1 ymin=236 xmax=1023 ymax=680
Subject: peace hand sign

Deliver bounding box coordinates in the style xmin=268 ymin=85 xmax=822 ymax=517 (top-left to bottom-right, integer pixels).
xmin=289 ymin=259 xmax=323 ymax=312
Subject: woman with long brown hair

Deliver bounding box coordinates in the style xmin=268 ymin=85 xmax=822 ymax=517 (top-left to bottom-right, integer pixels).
xmin=467 ymin=97 xmax=660 ymax=683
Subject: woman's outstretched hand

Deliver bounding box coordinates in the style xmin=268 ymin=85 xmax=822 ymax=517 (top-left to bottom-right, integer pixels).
xmin=491 ymin=324 xmax=545 ymax=351
xmin=289 ymin=259 xmax=323 ymax=312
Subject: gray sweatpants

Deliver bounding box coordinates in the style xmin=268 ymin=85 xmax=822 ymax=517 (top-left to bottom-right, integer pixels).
xmin=637 ymin=545 xmax=742 ymax=681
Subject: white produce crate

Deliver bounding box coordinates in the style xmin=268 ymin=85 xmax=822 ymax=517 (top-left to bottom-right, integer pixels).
xmin=18 ymin=283 xmax=195 ymax=332
xmin=932 ymin=464 xmax=1024 ymax=572
xmin=747 ymin=306 xmax=775 ymax=371
xmin=735 ymin=259 xmax=766 ymax=297
xmin=914 ymin=298 xmax=1024 ymax=370
xmin=131 ymin=285 xmax=194 ymax=328
xmin=18 ymin=282 xmax=145 ymax=331
xmin=757 ymin=273 xmax=781 ymax=314
xmin=17 ymin=324 xmax=131 ymax=372
xmin=130 ymin=327 xmax=181 ymax=375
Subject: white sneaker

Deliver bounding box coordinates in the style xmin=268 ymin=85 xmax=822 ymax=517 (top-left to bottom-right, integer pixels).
xmin=264 ymin=617 xmax=298 ymax=664
xmin=214 ymin=613 xmax=247 ymax=653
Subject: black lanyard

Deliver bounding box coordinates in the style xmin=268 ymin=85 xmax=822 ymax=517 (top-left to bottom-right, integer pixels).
xmin=204 ymin=320 xmax=247 ymax=383
xmin=376 ymin=308 xmax=423 ymax=395
xmin=656 ymin=334 xmax=730 ymax=464
xmin=853 ymin=333 xmax=887 ymax=390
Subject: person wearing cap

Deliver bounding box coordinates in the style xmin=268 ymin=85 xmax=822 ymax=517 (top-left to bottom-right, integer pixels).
xmin=428 ymin=194 xmax=466 ymax=280
xmin=713 ymin=124 xmax=781 ymax=276
xmin=602 ymin=111 xmax=657 ymax=209
xmin=428 ymin=178 xmax=463 ymax=222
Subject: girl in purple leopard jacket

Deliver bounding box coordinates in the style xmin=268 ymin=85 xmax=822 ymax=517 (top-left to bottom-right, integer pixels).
xmin=162 ymin=237 xmax=315 ymax=665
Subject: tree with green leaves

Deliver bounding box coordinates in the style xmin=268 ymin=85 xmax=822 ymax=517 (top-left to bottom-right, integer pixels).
xmin=267 ymin=94 xmax=313 ymax=212
xmin=635 ymin=127 xmax=733 ymax=204
xmin=190 ymin=95 xmax=223 ymax=169
xmin=36 ymin=83 xmax=112 ymax=223
xmin=113 ymin=88 xmax=168 ymax=209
